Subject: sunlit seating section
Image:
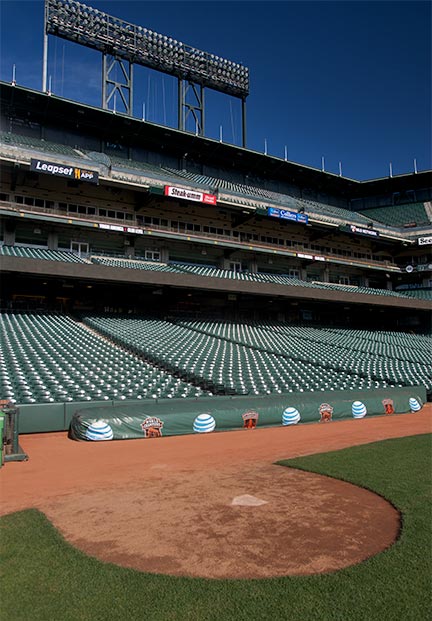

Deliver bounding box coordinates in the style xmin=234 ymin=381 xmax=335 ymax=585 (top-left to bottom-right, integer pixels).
xmin=177 ymin=319 xmax=432 ymax=392
xmin=0 ymin=245 xmax=89 ymax=263
xmin=0 ymin=311 xmax=203 ymax=404
xmin=275 ymin=322 xmax=431 ymax=387
xmin=0 ymin=247 xmax=421 ymax=302
xmin=314 ymin=282 xmax=407 ymax=298
xmin=87 ymin=257 xmax=417 ymax=300
xmin=297 ymin=199 xmax=378 ymax=226
xmin=2 ymin=311 xmax=429 ymax=406
xmin=174 ymin=264 xmax=410 ymax=298
xmin=91 ymin=256 xmax=184 ymax=273
xmin=319 ymin=326 xmax=431 ymax=365
xmin=81 ymin=314 xmax=431 ymax=396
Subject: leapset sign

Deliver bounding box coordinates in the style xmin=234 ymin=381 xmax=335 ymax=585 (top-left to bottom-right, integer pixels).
xmin=164 ymin=185 xmax=217 ymax=205
xmin=31 ymin=158 xmax=99 ymax=185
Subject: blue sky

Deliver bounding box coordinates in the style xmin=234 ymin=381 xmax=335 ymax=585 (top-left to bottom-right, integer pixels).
xmin=0 ymin=0 xmax=430 ymax=180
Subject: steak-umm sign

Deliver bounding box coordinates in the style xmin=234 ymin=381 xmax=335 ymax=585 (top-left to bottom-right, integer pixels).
xmin=164 ymin=185 xmax=217 ymax=205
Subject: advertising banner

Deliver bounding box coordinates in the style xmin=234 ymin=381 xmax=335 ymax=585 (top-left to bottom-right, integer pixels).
xmin=68 ymin=385 xmax=426 ymax=442
xmin=347 ymin=224 xmax=380 ymax=238
xmin=31 ymin=158 xmax=99 ymax=184
xmin=99 ymin=223 xmax=145 ymax=235
xmin=418 ymin=236 xmax=432 ymax=246
xmin=267 ymin=207 xmax=309 ymax=224
xmin=164 ymin=185 xmax=217 ymax=205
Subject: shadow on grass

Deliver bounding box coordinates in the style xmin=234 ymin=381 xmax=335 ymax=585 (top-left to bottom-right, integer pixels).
xmin=1 ymin=434 xmax=431 ymax=621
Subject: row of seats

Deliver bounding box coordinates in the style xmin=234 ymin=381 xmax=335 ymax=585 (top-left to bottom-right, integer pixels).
xmin=1 ymin=311 xmax=429 ymax=406
xmin=397 ymin=290 xmax=432 ymax=300
xmin=163 ymin=167 xmax=378 ymax=227
xmin=90 ymin=256 xmax=419 ymax=299
xmin=175 ymin=264 xmax=410 ymax=298
xmin=2 ymin=130 xmax=428 ymax=233
xmin=360 ymin=203 xmax=430 ymax=227
xmin=0 ymin=131 xmax=80 ymax=156
xmin=109 ymin=155 xmax=168 ymax=174
xmin=1 ymin=246 xmax=426 ymax=302
xmin=258 ymin=322 xmax=430 ymax=368
xmin=176 ymin=319 xmax=431 ymax=392
xmin=0 ymin=245 xmax=89 ymax=263
xmin=81 ymin=313 xmax=424 ymax=397
xmin=91 ymin=256 xmax=183 ymax=273
xmin=0 ymin=312 xmax=205 ymax=404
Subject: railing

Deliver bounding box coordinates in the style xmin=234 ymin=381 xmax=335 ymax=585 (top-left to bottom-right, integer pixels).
xmin=0 ymin=201 xmax=399 ymax=271
xmin=1 ymin=141 xmax=424 ymax=241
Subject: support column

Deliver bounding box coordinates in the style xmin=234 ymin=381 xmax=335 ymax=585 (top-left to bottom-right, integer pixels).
xmin=178 ymin=79 xmax=205 ymax=135
xmin=249 ymin=258 xmax=258 ymax=273
xmin=47 ymin=231 xmax=58 ymax=250
xmin=124 ymin=237 xmax=135 ymax=258
xmin=42 ymin=2 xmax=48 ymax=92
xmin=178 ymin=78 xmax=184 ymax=132
xmin=102 ymin=54 xmax=133 ymax=115
xmin=241 ymin=97 xmax=247 ymax=148
xmin=3 ymin=221 xmax=16 ymax=246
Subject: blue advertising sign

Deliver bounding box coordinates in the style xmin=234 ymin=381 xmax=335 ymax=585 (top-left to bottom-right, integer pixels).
xmin=296 ymin=213 xmax=309 ymax=224
xmin=267 ymin=207 xmax=308 ymax=224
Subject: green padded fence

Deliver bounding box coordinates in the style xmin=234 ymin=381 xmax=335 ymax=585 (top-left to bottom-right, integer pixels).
xmin=19 ymin=401 xmax=111 ymax=433
xmin=69 ymin=386 xmax=426 ymax=441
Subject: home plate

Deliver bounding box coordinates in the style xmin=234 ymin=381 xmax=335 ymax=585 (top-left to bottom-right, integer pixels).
xmin=231 ymin=494 xmax=268 ymax=506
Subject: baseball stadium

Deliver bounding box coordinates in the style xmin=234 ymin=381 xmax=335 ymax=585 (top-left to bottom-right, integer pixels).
xmin=0 ymin=1 xmax=431 ymax=619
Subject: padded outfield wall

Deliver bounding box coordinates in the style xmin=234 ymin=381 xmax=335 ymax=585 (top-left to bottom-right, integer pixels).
xmin=67 ymin=386 xmax=426 ymax=441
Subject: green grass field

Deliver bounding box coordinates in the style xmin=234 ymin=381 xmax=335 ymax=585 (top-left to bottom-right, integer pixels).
xmin=1 ymin=434 xmax=431 ymax=621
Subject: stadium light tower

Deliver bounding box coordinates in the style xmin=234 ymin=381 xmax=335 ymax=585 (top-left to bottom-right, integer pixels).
xmin=43 ymin=0 xmax=250 ymax=145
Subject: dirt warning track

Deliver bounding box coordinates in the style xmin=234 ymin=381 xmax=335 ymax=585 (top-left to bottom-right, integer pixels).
xmin=1 ymin=408 xmax=431 ymax=578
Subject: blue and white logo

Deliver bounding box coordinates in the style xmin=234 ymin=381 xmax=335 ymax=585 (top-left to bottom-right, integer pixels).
xmin=85 ymin=420 xmax=114 ymax=441
xmin=352 ymin=401 xmax=367 ymax=419
xmin=282 ymin=407 xmax=301 ymax=425
xmin=193 ymin=413 xmax=216 ymax=433
xmin=409 ymin=397 xmax=422 ymax=412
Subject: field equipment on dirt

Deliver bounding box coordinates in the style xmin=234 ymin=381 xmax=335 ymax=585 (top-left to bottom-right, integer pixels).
xmin=0 ymin=401 xmax=28 ymax=466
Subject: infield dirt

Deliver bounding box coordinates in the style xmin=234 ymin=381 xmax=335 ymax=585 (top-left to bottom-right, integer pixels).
xmin=1 ymin=406 xmax=430 ymax=578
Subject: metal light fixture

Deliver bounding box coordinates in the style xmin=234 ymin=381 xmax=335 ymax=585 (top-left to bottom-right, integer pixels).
xmin=45 ymin=0 xmax=249 ymax=98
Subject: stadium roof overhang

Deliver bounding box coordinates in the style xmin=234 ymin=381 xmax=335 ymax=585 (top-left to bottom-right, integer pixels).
xmin=2 ymin=82 xmax=431 ymax=199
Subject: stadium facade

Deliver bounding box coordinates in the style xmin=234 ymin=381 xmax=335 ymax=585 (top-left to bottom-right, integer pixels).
xmin=0 ymin=78 xmax=431 ymax=433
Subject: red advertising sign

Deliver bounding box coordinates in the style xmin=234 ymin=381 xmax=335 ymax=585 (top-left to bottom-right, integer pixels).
xmin=164 ymin=185 xmax=217 ymax=205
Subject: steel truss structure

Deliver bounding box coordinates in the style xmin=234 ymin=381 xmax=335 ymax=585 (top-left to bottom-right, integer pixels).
xmin=43 ymin=0 xmax=249 ymax=143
